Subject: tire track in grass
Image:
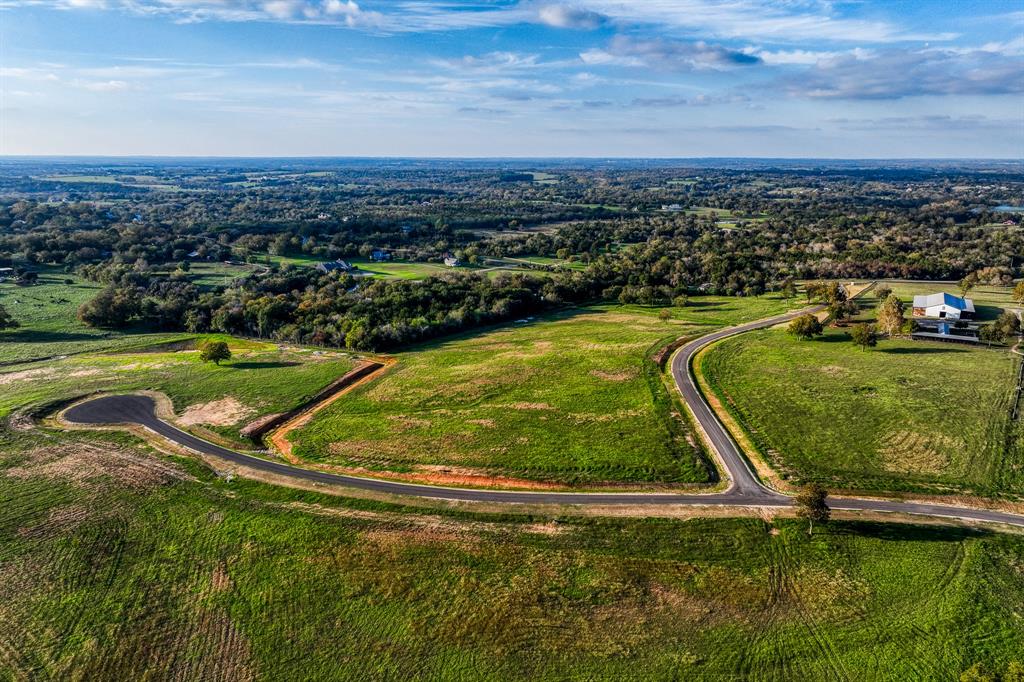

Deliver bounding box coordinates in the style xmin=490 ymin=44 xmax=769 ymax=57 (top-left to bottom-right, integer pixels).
xmin=775 ymin=538 xmax=853 ymax=682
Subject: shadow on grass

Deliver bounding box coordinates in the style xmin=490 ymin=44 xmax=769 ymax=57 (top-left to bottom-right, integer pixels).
xmin=831 ymin=520 xmax=990 ymax=542
xmin=230 ymin=361 xmax=302 ymax=369
xmin=1 ymin=329 xmax=102 ymax=342
xmin=683 ymin=301 xmax=727 ymax=309
xmin=879 ymin=347 xmax=967 ymax=355
xmin=974 ymin=304 xmax=1005 ymax=322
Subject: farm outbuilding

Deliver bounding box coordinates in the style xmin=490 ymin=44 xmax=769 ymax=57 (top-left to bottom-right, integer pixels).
xmin=912 ymin=292 xmax=975 ymax=320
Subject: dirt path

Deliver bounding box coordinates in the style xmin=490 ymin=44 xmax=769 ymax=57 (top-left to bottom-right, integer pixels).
xmin=268 ymin=359 xmax=394 ymax=461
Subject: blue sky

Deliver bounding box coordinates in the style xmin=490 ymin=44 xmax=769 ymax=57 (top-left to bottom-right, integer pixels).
xmin=1 ymin=0 xmax=1022 ymax=157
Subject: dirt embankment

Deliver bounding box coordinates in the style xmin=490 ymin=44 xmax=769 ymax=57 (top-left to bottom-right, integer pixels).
xmin=264 ymin=360 xmax=393 ymax=459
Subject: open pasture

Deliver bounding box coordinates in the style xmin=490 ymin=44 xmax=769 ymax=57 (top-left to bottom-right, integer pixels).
xmin=290 ymin=295 xmax=798 ymax=486
xmin=0 ymin=425 xmax=1022 ymax=680
xmin=700 ymin=298 xmax=1022 ymax=495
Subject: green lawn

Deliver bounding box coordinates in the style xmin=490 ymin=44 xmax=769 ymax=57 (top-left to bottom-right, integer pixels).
xmin=700 ymin=285 xmax=1022 ymax=495
xmin=1 ymin=425 xmax=1022 ymax=680
xmin=290 ymin=296 xmax=800 ymax=485
xmin=881 ymin=281 xmax=1017 ymax=322
xmin=0 ymin=336 xmax=357 ymax=445
xmin=269 ymin=254 xmax=454 ymax=280
xmin=347 ymin=258 xmax=451 ymax=280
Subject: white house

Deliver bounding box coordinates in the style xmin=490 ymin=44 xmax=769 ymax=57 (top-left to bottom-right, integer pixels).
xmin=443 ymin=256 xmax=460 ymax=267
xmin=912 ymin=292 xmax=975 ymax=320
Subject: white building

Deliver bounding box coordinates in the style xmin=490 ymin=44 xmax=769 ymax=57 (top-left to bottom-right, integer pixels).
xmin=912 ymin=292 xmax=975 ymax=320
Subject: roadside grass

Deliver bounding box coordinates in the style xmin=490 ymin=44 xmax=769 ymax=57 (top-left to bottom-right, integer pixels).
xmin=699 ymin=287 xmax=1022 ymax=496
xmin=0 ymin=427 xmax=1022 ymax=680
xmin=0 ymin=336 xmax=357 ymax=445
xmin=290 ymin=295 xmax=799 ymax=485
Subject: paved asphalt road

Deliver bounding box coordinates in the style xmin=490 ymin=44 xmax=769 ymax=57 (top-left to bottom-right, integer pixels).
xmin=63 ymin=309 xmax=1024 ymax=528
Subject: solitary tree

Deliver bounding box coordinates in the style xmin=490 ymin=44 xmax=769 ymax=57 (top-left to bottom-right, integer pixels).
xmin=805 ymin=281 xmax=825 ymax=303
xmin=823 ymin=281 xmax=847 ymax=305
xmin=981 ymin=311 xmax=1022 ymax=345
xmin=781 ymin=279 xmax=797 ymax=300
xmin=849 ymin=323 xmax=878 ymax=350
xmin=874 ymin=285 xmax=893 ymax=301
xmin=828 ymin=299 xmax=859 ymax=323
xmin=672 ymin=294 xmax=688 ymax=308
xmin=199 ymin=340 xmax=232 ymax=365
xmin=795 ymin=483 xmax=830 ymax=536
xmin=959 ymin=273 xmax=978 ymax=298
xmin=0 ymin=304 xmax=18 ymax=332
xmin=1014 ymin=280 xmax=1024 ymax=305
xmin=876 ymin=294 xmax=906 ymax=337
xmin=788 ymin=313 xmax=824 ymax=340
xmin=658 ymin=308 xmax=673 ymax=321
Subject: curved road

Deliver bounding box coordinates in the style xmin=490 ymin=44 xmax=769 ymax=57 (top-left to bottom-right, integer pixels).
xmin=63 ymin=309 xmax=1024 ymax=528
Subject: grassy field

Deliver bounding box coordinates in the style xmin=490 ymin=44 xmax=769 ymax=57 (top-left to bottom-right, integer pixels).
xmin=290 ymin=296 xmax=800 ymax=485
xmin=699 ymin=283 xmax=1022 ymax=496
xmin=0 ymin=270 xmax=183 ymax=364
xmin=1 ymin=425 xmax=1023 ymax=680
xmin=0 ymin=336 xmax=357 ymax=445
xmin=882 ymin=281 xmax=1017 ymax=322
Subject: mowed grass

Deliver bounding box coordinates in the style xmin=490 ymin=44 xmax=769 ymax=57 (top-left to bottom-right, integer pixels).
xmin=0 ymin=336 xmax=357 ymax=445
xmin=291 ymin=296 xmax=800 ymax=485
xmin=699 ymin=292 xmax=1022 ymax=495
xmin=881 ymin=281 xmax=1017 ymax=322
xmin=1 ymin=427 xmax=1023 ymax=680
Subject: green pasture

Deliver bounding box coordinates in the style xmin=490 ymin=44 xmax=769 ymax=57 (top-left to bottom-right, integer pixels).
xmin=0 ymin=425 xmax=1021 ymax=679
xmin=291 ymin=295 xmax=800 ymax=485
xmin=700 ymin=288 xmax=1022 ymax=495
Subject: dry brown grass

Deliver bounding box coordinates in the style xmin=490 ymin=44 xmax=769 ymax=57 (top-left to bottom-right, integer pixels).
xmin=178 ymin=397 xmax=256 ymax=427
xmin=5 ymin=442 xmax=193 ymax=490
xmin=0 ymin=367 xmax=56 ymax=385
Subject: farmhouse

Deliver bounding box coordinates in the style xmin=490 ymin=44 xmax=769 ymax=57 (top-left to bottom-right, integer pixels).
xmin=370 ymin=249 xmax=391 ymax=262
xmin=315 ymin=259 xmax=353 ymax=274
xmin=912 ymin=292 xmax=975 ymax=320
xmin=0 ymin=267 xmax=15 ymax=280
xmin=443 ymin=256 xmax=460 ymax=267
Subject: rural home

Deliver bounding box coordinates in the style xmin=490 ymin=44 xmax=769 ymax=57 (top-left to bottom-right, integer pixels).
xmin=315 ymin=259 xmax=353 ymax=274
xmin=912 ymin=292 xmax=975 ymax=320
xmin=443 ymin=256 xmax=460 ymax=267
xmin=371 ymin=249 xmax=391 ymax=262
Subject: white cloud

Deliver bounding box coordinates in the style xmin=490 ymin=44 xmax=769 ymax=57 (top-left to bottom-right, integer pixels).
xmin=537 ymin=5 xmax=606 ymax=30
xmin=0 ymin=67 xmax=61 ymax=81
xmin=323 ymin=0 xmax=382 ymax=27
xmin=74 ymin=79 xmax=129 ymax=91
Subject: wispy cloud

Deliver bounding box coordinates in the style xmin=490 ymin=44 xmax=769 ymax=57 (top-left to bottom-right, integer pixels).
xmin=777 ymin=47 xmax=1024 ymax=99
xmin=582 ymin=35 xmax=761 ymax=71
xmin=1 ymin=0 xmax=958 ymax=43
